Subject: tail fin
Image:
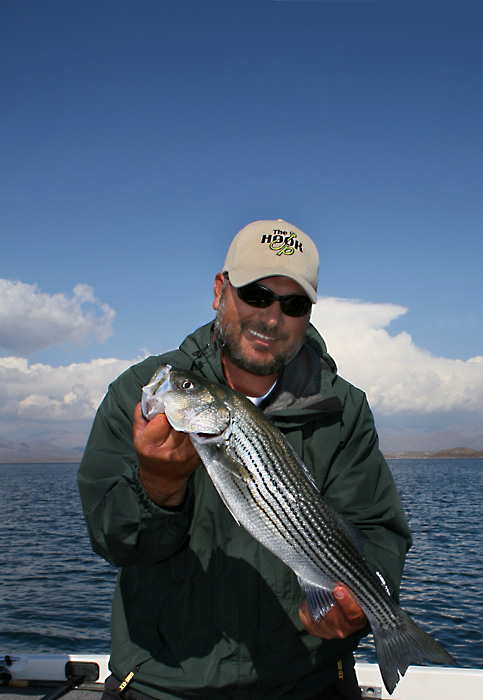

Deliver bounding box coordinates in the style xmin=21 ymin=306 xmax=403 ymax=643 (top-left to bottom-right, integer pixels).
xmin=372 ymin=609 xmax=457 ymax=695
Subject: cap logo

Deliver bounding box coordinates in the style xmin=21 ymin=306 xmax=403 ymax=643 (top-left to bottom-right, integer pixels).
xmin=260 ymin=229 xmax=303 ymax=257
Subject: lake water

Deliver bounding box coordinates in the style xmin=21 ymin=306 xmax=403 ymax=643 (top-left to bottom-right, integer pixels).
xmin=0 ymin=459 xmax=482 ymax=668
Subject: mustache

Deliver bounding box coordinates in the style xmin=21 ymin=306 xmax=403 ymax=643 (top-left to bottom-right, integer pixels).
xmin=241 ymin=320 xmax=289 ymax=342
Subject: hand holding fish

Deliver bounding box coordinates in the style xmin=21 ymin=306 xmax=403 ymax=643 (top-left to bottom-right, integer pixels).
xmin=140 ymin=366 xmax=457 ymax=694
xmin=133 ymin=403 xmax=199 ymax=507
xmin=299 ymin=586 xmax=367 ymax=640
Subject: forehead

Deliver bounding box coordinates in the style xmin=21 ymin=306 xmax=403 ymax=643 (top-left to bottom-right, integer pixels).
xmin=254 ymin=276 xmax=306 ymax=296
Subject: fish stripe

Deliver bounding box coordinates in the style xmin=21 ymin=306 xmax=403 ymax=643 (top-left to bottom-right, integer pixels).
xmin=144 ymin=366 xmax=457 ymax=694
xmin=226 ymin=413 xmax=399 ymax=627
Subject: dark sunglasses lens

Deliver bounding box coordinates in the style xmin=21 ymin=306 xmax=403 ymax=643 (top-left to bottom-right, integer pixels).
xmin=237 ymin=284 xmax=273 ymax=308
xmin=280 ymin=296 xmax=312 ymax=317
xmin=237 ymin=284 xmax=311 ymax=317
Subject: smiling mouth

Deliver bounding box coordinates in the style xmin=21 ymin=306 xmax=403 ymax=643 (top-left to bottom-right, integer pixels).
xmin=248 ymin=328 xmax=278 ymax=342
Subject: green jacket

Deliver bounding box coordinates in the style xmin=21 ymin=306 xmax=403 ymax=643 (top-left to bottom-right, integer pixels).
xmin=78 ymin=322 xmax=411 ymax=700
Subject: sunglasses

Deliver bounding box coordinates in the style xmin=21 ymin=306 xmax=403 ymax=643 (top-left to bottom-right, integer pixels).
xmin=231 ymin=278 xmax=312 ymax=318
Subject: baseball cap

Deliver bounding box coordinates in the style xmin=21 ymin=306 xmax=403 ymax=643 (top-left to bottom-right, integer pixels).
xmin=222 ymin=219 xmax=319 ymax=303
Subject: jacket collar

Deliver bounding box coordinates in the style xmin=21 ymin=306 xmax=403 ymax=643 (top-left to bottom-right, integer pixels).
xmin=266 ymin=342 xmax=342 ymax=417
xmin=177 ymin=321 xmax=343 ymax=418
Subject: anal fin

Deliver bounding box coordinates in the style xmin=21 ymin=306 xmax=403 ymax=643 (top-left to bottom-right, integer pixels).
xmin=297 ymin=576 xmax=336 ymax=621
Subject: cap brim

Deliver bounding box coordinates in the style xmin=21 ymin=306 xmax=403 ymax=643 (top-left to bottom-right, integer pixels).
xmin=227 ymin=266 xmax=318 ymax=304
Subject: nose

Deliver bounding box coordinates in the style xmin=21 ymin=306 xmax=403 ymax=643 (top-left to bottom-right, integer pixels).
xmin=258 ymin=301 xmax=284 ymax=327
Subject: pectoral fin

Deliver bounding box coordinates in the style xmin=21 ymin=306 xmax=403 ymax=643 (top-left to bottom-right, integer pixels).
xmin=217 ymin=453 xmax=252 ymax=481
xmin=195 ymin=441 xmax=252 ymax=481
xmin=193 ymin=443 xmax=253 ymax=527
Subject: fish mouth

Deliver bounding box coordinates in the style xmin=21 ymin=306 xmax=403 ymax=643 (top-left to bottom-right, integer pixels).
xmin=196 ymin=431 xmax=221 ymax=439
xmin=192 ymin=423 xmax=232 ymax=445
xmin=141 ymin=394 xmax=166 ymax=421
xmin=141 ymin=364 xmax=172 ymax=421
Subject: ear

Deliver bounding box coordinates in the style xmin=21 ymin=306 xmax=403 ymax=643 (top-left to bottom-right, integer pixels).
xmin=213 ymin=273 xmax=225 ymax=311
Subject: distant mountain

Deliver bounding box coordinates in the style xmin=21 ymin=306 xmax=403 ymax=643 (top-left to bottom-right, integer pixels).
xmin=3 ymin=426 xmax=483 ymax=464
xmin=0 ymin=435 xmax=85 ymax=463
xmin=378 ymin=426 xmax=483 ymax=453
xmin=384 ymin=446 xmax=483 ymax=459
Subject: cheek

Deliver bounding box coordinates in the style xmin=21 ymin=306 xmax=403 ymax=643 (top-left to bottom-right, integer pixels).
xmin=287 ymin=318 xmax=309 ymax=341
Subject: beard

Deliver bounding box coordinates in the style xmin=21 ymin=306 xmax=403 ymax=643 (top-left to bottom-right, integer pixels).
xmin=213 ymin=291 xmax=306 ymax=377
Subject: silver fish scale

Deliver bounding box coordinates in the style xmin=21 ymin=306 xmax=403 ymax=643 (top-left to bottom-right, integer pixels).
xmin=144 ymin=366 xmax=458 ymax=693
xmin=217 ymin=397 xmax=401 ymax=631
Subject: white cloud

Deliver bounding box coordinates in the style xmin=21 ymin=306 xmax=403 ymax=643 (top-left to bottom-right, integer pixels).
xmin=0 ymin=355 xmax=135 ymax=438
xmin=0 ymin=295 xmax=482 ymax=450
xmin=0 ymin=279 xmax=115 ymax=355
xmin=312 ymin=297 xmax=483 ymax=418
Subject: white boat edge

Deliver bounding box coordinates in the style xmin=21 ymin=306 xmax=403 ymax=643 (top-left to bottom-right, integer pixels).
xmin=0 ymin=654 xmax=110 ymax=685
xmin=355 ymin=661 xmax=483 ymax=699
xmin=1 ymin=654 xmax=482 ymax=699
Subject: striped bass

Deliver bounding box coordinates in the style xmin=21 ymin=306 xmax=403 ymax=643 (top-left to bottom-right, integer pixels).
xmin=141 ymin=364 xmax=457 ymax=694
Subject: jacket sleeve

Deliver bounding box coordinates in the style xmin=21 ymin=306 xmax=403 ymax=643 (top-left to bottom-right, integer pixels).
xmin=321 ymin=381 xmax=412 ymax=601
xmin=77 ymin=364 xmax=194 ymax=567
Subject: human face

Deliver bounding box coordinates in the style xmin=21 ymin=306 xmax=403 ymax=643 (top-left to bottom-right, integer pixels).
xmin=213 ymin=274 xmax=311 ymax=377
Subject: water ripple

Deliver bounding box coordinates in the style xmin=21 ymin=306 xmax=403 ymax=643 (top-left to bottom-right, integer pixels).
xmin=1 ymin=460 xmax=482 ymax=668
xmin=356 ymin=459 xmax=482 ymax=669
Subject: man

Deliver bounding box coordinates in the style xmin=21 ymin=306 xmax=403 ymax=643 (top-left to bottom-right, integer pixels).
xmin=78 ymin=220 xmax=411 ymax=700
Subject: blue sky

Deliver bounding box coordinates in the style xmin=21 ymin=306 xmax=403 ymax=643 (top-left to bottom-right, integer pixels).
xmin=1 ymin=0 xmax=482 ymax=452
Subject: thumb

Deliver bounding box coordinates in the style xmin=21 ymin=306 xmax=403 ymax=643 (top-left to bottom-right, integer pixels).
xmin=133 ymin=403 xmax=170 ymax=441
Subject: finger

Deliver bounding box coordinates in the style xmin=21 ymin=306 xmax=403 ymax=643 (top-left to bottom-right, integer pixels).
xmin=133 ymin=403 xmax=171 ymax=445
xmin=133 ymin=401 xmax=148 ymax=425
xmin=299 ymin=590 xmax=367 ymax=640
xmin=298 ymin=598 xmax=313 ymax=627
xmin=298 ymin=598 xmax=321 ymax=636
xmin=299 ymin=598 xmax=335 ymax=638
xmin=133 ymin=401 xmax=169 ymax=430
xmin=334 ymin=586 xmax=367 ymax=626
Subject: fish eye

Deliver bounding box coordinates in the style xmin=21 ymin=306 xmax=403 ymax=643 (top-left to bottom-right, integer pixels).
xmin=181 ymin=380 xmax=193 ymax=390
